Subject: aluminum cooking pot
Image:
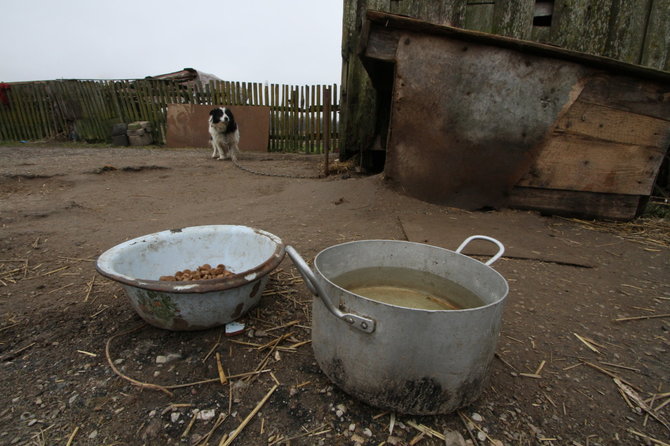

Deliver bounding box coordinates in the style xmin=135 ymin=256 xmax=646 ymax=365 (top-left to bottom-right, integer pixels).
xmin=286 ymin=236 xmax=508 ymax=415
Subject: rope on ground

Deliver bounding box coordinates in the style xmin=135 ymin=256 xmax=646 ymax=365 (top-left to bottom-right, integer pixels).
xmin=105 ymin=323 xmax=273 ymax=395
xmin=232 ymin=157 xmax=322 ymax=179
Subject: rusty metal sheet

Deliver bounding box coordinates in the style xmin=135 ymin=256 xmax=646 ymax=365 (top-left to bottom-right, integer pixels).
xmin=166 ymin=104 xmax=270 ymax=152
xmin=383 ymin=32 xmax=588 ymax=210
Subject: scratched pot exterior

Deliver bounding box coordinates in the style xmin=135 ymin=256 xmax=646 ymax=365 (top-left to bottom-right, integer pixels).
xmin=96 ymin=225 xmax=284 ymax=330
xmin=308 ymin=240 xmax=508 ymax=415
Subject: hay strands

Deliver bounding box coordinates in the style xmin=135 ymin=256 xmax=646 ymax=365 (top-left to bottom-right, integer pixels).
xmin=406 ymin=420 xmax=445 ymax=441
xmin=202 ymin=333 xmax=222 ymax=363
xmin=220 ymin=384 xmax=278 ymax=446
xmin=228 ymin=339 xmax=299 ymax=353
xmin=193 ymin=412 xmax=228 ymax=446
xmin=83 ymin=274 xmax=96 ymax=302
xmin=0 ymin=341 xmax=36 ymax=361
xmin=573 ymin=333 xmax=604 ymax=354
xmin=614 ymin=378 xmax=670 ymax=432
xmin=582 ymin=361 xmax=642 ymax=392
xmin=519 ymin=359 xmax=546 ymax=379
xmin=268 ymin=424 xmax=331 ymax=445
xmin=216 ymin=352 xmax=227 ymax=385
xmin=65 ymin=426 xmax=79 ymax=446
xmin=457 ymin=411 xmax=503 ymax=445
xmin=181 ymin=410 xmax=198 ymax=438
xmin=647 ymin=392 xmax=670 ymax=412
xmin=615 ymin=313 xmax=670 ymax=322
xmin=627 ymin=428 xmax=670 ymax=446
xmin=256 ymin=332 xmax=295 ymax=351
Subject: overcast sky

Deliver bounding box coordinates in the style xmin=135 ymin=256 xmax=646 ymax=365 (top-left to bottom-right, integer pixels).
xmin=1 ymin=0 xmax=344 ymax=85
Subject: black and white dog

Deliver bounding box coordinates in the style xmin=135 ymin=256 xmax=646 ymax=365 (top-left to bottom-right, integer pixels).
xmin=208 ymin=107 xmax=240 ymax=161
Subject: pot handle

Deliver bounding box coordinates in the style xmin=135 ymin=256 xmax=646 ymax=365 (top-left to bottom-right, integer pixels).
xmin=456 ymin=235 xmax=505 ymax=266
xmin=285 ymin=246 xmax=375 ymax=334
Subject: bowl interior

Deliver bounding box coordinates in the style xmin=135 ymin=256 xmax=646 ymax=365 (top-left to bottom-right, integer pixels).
xmin=98 ymin=225 xmax=283 ymax=282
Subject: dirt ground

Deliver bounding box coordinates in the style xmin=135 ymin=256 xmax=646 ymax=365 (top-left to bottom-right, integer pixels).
xmin=0 ymin=144 xmax=668 ymax=446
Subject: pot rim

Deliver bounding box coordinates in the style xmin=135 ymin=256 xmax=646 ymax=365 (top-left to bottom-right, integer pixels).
xmin=313 ymin=239 xmax=509 ymax=313
xmin=96 ymin=225 xmax=285 ymax=294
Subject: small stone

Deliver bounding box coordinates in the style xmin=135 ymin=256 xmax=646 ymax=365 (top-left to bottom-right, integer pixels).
xmin=444 ymin=430 xmax=466 ymax=446
xmin=386 ymin=436 xmax=403 ymax=446
xmin=471 ymin=413 xmax=483 ymax=422
xmin=198 ymin=409 xmax=216 ymax=421
xmin=88 ymin=430 xmax=98 ymax=439
xmin=335 ymin=404 xmax=347 ymax=418
xmin=363 ymin=428 xmax=372 ymax=437
xmin=155 ymin=353 xmax=182 ymax=364
xmin=349 ymin=423 xmax=356 ymax=432
xmin=477 ymin=431 xmax=486 ymax=442
xmin=27 ymin=419 xmax=37 ymax=427
xmin=170 ymin=412 xmax=180 ymax=423
xmin=351 ymin=433 xmax=365 ymax=444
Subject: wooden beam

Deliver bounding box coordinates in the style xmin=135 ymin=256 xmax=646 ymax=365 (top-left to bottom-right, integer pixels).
xmin=517 ymin=133 xmax=666 ymax=195
xmin=641 ymin=0 xmax=670 ymax=70
xmin=508 ymin=187 xmax=642 ymax=220
xmin=555 ymin=100 xmax=670 ymax=147
xmin=363 ymin=10 xmax=670 ymax=84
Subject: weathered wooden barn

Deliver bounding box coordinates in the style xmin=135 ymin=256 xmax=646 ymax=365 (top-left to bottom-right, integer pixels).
xmin=340 ymin=1 xmax=670 ymax=220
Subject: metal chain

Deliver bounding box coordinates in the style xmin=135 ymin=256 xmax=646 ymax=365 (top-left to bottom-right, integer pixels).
xmin=232 ymin=157 xmax=322 ymax=179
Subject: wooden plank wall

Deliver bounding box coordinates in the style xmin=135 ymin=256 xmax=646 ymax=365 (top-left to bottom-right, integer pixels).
xmin=341 ymin=0 xmax=670 ymax=161
xmin=510 ymin=74 xmax=670 ymax=219
xmin=464 ymin=0 xmax=670 ymax=70
xmin=0 ymin=80 xmax=339 ymax=153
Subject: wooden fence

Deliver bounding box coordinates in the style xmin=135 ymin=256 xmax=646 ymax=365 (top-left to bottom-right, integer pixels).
xmin=0 ymin=79 xmax=339 ymax=153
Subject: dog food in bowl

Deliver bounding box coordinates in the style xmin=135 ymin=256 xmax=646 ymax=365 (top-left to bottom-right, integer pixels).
xmin=160 ymin=264 xmax=235 ymax=282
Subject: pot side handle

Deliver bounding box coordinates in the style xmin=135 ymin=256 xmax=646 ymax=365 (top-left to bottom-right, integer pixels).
xmin=285 ymin=246 xmax=375 ymax=334
xmin=456 ymin=235 xmax=505 ymax=266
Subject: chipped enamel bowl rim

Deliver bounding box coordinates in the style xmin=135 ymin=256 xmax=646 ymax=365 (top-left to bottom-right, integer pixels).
xmin=96 ymin=225 xmax=285 ymax=294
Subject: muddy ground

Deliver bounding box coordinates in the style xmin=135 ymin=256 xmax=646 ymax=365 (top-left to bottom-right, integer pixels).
xmin=0 ymin=144 xmax=668 ymax=446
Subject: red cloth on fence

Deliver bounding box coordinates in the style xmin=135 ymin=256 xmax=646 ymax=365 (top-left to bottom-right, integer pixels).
xmin=0 ymin=83 xmax=10 ymax=106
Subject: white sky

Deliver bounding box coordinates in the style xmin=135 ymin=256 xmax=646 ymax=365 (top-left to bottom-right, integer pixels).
xmin=1 ymin=0 xmax=344 ymax=85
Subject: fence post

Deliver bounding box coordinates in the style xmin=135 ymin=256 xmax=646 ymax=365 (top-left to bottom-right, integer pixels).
xmin=323 ymin=87 xmax=331 ymax=176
